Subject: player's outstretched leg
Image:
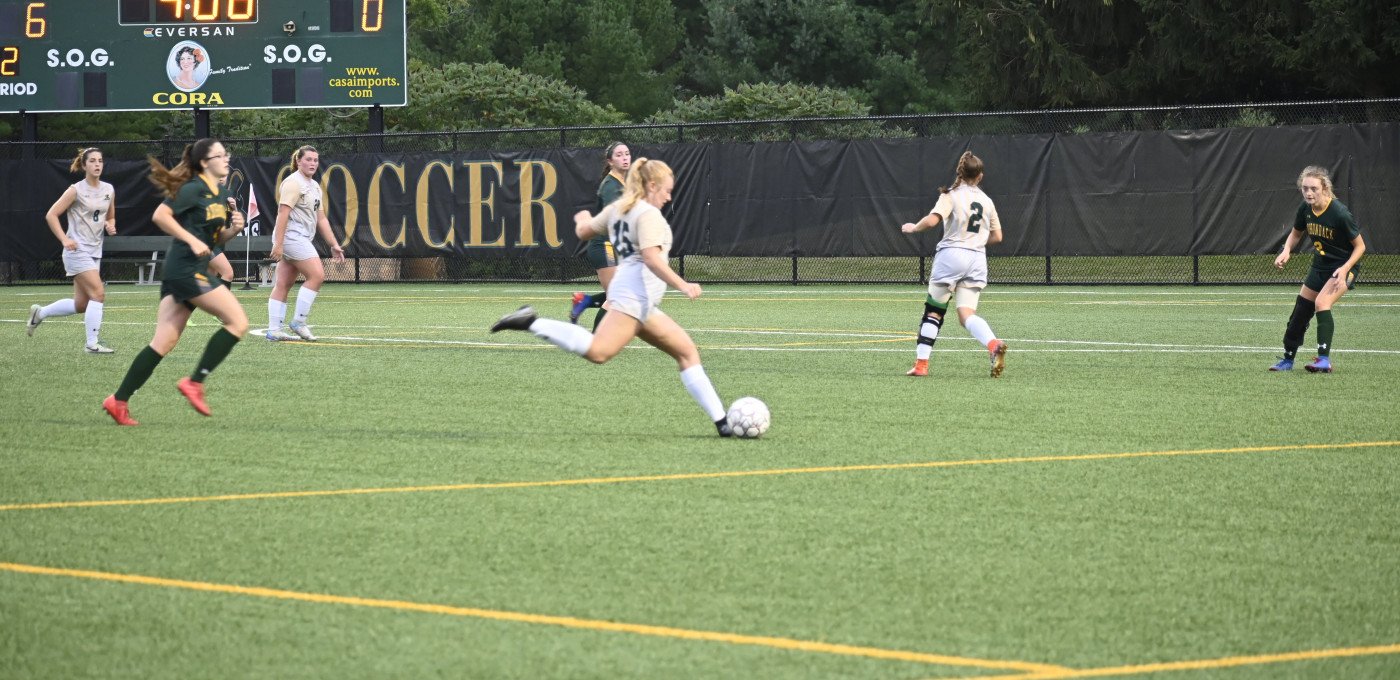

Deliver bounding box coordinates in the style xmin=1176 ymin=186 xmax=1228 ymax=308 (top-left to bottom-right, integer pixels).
xmin=492 ymin=306 xmax=539 ymax=333
xmin=28 ymin=300 xmax=79 ymax=336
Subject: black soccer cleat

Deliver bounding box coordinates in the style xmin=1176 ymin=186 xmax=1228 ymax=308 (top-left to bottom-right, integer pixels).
xmin=715 ymin=418 xmax=734 ymax=437
xmin=490 ymin=306 xmax=538 ymax=333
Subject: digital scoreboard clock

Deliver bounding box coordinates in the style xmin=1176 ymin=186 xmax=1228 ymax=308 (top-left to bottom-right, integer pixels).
xmin=0 ymin=0 xmax=406 ymax=113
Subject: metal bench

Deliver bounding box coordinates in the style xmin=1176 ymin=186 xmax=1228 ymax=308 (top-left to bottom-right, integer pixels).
xmin=102 ymin=235 xmax=170 ymax=284
xmin=103 ymin=235 xmax=275 ymax=285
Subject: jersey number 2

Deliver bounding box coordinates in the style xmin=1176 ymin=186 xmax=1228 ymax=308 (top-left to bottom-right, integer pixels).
xmin=968 ymin=202 xmax=984 ymax=233
xmin=1313 ymin=241 xmax=1325 ymax=256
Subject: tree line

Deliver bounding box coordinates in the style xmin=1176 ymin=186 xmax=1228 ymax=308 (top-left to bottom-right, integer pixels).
xmin=3 ymin=0 xmax=1396 ymax=142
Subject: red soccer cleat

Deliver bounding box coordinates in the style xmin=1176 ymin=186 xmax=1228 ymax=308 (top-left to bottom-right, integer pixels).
xmin=988 ymin=339 xmax=1007 ymax=378
xmin=569 ymin=292 xmax=589 ymax=324
xmin=177 ymin=377 xmax=212 ymax=416
xmin=102 ymin=395 xmax=139 ymax=426
xmin=906 ymin=359 xmax=928 ymax=377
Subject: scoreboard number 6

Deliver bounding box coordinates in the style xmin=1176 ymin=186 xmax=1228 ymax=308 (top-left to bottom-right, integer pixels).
xmin=26 ymin=2 xmax=46 ymax=38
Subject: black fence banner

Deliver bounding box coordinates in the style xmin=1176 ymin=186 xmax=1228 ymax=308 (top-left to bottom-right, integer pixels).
xmin=2 ymin=125 xmax=1396 ymax=283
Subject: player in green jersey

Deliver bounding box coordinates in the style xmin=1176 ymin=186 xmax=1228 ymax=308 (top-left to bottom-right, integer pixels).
xmin=102 ymin=139 xmax=250 ymax=425
xmin=569 ymin=141 xmax=628 ymax=329
xmin=1269 ymin=165 xmax=1366 ymax=373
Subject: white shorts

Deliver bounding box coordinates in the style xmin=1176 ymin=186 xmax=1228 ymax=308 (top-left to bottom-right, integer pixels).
xmin=63 ymin=250 xmax=100 ymax=276
xmin=927 ymin=247 xmax=988 ymax=308
xmin=928 ymin=247 xmax=988 ymax=290
xmin=281 ymin=236 xmax=319 ymax=262
xmin=606 ymin=261 xmax=666 ymax=323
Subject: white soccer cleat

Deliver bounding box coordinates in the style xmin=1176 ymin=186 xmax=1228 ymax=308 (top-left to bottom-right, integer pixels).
xmin=289 ymin=321 xmax=317 ymax=341
xmin=265 ymin=329 xmax=295 ymax=341
xmin=84 ymin=343 xmax=115 ymax=354
xmin=26 ymin=304 xmax=42 ymax=336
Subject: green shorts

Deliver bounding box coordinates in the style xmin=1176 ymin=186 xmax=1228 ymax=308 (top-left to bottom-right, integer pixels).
xmin=1303 ymin=264 xmax=1358 ymax=293
xmin=584 ymin=236 xmax=617 ymax=270
xmin=160 ymin=270 xmax=225 ymax=310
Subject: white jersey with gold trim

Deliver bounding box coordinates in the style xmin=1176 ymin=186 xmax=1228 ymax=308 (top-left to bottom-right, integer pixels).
xmin=586 ymin=200 xmax=673 ymax=321
xmin=930 ymin=184 xmax=1001 ymax=251
xmin=66 ymin=180 xmax=115 ymax=257
xmin=278 ymin=173 xmax=321 ymax=242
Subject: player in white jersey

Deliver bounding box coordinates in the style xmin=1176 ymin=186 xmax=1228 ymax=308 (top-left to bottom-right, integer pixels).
xmin=267 ymin=145 xmax=345 ymax=341
xmin=28 ymin=147 xmax=118 ymax=353
xmin=900 ymin=151 xmax=1008 ymax=377
xmin=491 ymin=159 xmax=736 ymax=437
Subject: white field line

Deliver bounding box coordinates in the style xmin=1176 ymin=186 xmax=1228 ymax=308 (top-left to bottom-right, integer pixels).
xmin=6 ymin=319 xmax=1398 ymax=354
xmin=279 ymin=329 xmax=1400 ymax=355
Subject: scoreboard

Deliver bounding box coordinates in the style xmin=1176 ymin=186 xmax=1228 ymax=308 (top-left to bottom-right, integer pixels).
xmin=0 ymin=0 xmax=406 ymax=113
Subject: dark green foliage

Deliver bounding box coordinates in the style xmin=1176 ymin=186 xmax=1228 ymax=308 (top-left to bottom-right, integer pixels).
xmin=4 ymin=0 xmax=1399 ymax=140
xmin=393 ymin=61 xmax=628 ymax=131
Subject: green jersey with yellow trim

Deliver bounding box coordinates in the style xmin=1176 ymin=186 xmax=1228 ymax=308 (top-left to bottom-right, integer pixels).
xmin=161 ymin=175 xmax=230 ymax=281
xmin=1292 ymin=199 xmax=1360 ymax=271
xmin=596 ymin=173 xmax=624 ymax=213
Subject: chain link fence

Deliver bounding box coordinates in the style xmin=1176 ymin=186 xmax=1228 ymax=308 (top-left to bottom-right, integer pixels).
xmin=3 ymin=98 xmax=1397 ymax=286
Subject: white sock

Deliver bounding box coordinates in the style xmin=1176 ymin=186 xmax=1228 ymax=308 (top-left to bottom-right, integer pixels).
xmin=293 ymin=287 xmax=318 ymax=324
xmin=268 ymin=299 xmax=287 ymax=331
xmin=965 ymin=315 xmax=997 ymax=347
xmin=680 ymin=364 xmax=726 ymax=422
xmin=84 ymin=301 xmax=104 ymax=346
xmin=916 ymin=318 xmax=941 ymax=360
xmin=40 ymin=298 xmax=77 ymax=319
xmin=528 ymin=317 xmax=593 ymax=356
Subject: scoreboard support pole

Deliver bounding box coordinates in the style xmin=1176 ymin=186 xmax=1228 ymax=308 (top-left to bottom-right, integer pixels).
xmin=194 ymin=109 xmax=210 ymax=140
xmin=369 ymin=105 xmax=384 ymax=152
xmin=21 ymin=113 xmax=37 ymax=160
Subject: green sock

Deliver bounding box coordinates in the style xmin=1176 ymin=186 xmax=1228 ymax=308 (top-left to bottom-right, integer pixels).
xmin=1315 ymin=310 xmax=1334 ymax=356
xmin=592 ymin=307 xmax=607 ymax=332
xmin=115 ymin=346 xmax=165 ymax=401
xmin=191 ymin=328 xmax=242 ymax=383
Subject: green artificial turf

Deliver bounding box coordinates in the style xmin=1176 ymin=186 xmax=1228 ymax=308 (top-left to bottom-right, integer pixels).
xmin=2 ymin=283 xmax=1398 ymax=679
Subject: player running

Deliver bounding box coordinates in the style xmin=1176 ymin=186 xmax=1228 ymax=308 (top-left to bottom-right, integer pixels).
xmin=900 ymin=150 xmax=1008 ymax=378
xmin=28 ymin=147 xmax=118 ymax=353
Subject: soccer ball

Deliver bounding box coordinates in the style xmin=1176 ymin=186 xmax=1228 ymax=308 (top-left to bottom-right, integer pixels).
xmin=726 ymin=397 xmax=770 ymax=438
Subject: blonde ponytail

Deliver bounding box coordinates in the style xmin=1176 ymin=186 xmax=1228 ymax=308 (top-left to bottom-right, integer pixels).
xmin=617 ymin=157 xmax=673 ymax=213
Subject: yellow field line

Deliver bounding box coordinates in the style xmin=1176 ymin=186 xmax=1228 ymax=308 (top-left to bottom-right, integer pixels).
xmin=943 ymin=642 xmax=1400 ymax=679
xmin=0 ymin=561 xmax=1066 ymax=673
xmin=2 ymin=441 xmax=1395 ymax=513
